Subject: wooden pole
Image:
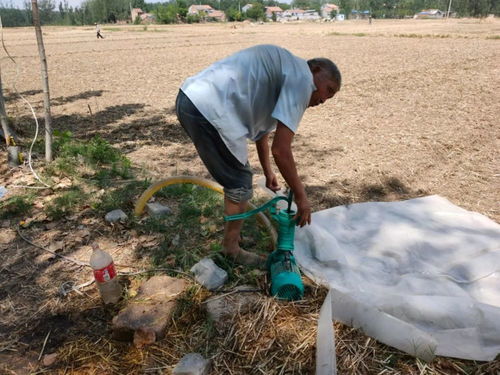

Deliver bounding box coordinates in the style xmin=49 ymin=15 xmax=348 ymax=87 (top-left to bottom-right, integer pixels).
xmin=31 ymin=0 xmax=52 ymax=162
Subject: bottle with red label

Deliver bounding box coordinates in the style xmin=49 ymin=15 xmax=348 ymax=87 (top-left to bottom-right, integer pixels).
xmin=90 ymin=243 xmax=122 ymax=304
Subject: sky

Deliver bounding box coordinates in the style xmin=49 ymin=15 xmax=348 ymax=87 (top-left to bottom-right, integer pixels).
xmin=6 ymin=0 xmax=85 ymax=8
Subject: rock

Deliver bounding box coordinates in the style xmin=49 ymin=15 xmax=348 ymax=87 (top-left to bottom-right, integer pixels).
xmin=112 ymin=275 xmax=188 ymax=344
xmin=48 ymin=241 xmax=64 ymax=253
xmin=45 ymin=222 xmax=58 ymax=230
xmin=0 ymin=186 xmax=7 ymax=199
xmin=190 ymin=258 xmax=227 ymax=291
xmin=105 ymin=209 xmax=128 ymax=223
xmin=133 ymin=327 xmax=156 ymax=348
xmin=42 ymin=353 xmax=58 ymax=367
xmin=173 ymin=353 xmax=210 ymax=375
xmin=0 ymin=228 xmax=16 ymax=244
xmin=146 ymin=202 xmax=171 ymax=217
xmin=205 ymin=285 xmax=262 ymax=331
xmin=171 ymin=233 xmax=180 ymax=246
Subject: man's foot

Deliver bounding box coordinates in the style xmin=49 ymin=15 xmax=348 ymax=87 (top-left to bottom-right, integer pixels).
xmin=222 ymin=248 xmax=266 ymax=268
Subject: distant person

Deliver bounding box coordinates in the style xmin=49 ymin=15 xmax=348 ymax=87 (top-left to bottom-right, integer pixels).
xmin=95 ymin=23 xmax=104 ymax=39
xmin=369 ymin=15 xmax=373 ymax=24
xmin=176 ymin=44 xmax=341 ymax=267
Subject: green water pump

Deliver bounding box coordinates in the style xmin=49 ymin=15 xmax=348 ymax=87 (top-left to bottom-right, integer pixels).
xmin=224 ymin=192 xmax=304 ymax=301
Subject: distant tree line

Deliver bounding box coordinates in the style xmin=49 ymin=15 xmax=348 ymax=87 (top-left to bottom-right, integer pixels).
xmin=0 ymin=0 xmax=498 ymax=27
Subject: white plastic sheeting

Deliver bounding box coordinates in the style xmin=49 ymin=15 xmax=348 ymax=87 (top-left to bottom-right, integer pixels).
xmin=316 ymin=290 xmax=336 ymax=375
xmin=296 ymin=195 xmax=500 ymax=361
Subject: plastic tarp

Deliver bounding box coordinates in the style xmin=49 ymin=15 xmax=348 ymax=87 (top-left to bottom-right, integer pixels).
xmin=295 ymin=195 xmax=500 ymax=361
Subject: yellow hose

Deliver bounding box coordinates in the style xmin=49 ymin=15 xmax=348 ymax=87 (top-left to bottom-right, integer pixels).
xmin=134 ymin=175 xmax=277 ymax=246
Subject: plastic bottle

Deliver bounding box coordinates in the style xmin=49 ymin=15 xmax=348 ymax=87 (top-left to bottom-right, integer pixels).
xmin=90 ymin=243 xmax=122 ymax=304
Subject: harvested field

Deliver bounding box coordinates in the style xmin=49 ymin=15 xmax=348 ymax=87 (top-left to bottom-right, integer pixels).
xmin=0 ymin=19 xmax=499 ymax=374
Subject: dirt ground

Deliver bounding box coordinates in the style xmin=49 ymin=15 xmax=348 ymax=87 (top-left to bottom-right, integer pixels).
xmin=0 ymin=19 xmax=499 ymax=374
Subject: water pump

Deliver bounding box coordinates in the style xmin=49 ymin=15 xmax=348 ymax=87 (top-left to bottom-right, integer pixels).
xmin=224 ymin=192 xmax=304 ymax=301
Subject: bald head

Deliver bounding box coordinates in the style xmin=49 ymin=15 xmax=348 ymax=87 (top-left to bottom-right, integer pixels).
xmin=307 ymin=58 xmax=342 ymax=89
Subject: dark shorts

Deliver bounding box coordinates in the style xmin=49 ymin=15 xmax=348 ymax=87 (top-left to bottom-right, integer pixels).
xmin=175 ymin=90 xmax=253 ymax=203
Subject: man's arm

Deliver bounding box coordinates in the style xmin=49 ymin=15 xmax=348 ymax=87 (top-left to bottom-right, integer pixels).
xmin=256 ymin=134 xmax=280 ymax=192
xmin=271 ymin=122 xmax=311 ymax=227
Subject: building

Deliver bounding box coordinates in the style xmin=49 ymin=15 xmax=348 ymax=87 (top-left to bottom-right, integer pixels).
xmin=188 ymin=4 xmax=214 ymax=15
xmin=207 ymin=10 xmax=226 ymax=21
xmin=131 ymin=8 xmax=156 ymax=24
xmin=321 ymin=3 xmax=339 ymax=19
xmin=265 ymin=6 xmax=283 ymax=19
xmin=242 ymin=4 xmax=253 ymax=13
xmin=131 ymin=8 xmax=143 ymax=22
xmin=302 ymin=9 xmax=320 ymax=20
xmin=414 ymin=9 xmax=445 ymax=19
xmin=350 ymin=10 xmax=370 ymax=19
xmin=187 ymin=4 xmax=226 ymax=21
xmin=280 ymin=8 xmax=305 ymax=21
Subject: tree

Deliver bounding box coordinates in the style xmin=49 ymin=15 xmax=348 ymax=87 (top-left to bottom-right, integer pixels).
xmin=246 ymin=2 xmax=264 ymax=20
xmin=38 ymin=0 xmax=56 ymax=24
xmin=155 ymin=3 xmax=179 ymax=24
xmin=339 ymin=0 xmax=352 ymax=18
xmin=0 ymin=73 xmax=13 ymax=147
xmin=31 ymin=0 xmax=53 ymax=162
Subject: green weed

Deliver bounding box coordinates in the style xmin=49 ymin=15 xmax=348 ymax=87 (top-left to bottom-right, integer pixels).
xmin=486 ymin=35 xmax=500 ymax=40
xmin=134 ymin=184 xmax=272 ymax=285
xmin=95 ymin=179 xmax=150 ymax=214
xmin=48 ymin=132 xmax=131 ymax=185
xmin=45 ymin=187 xmax=86 ymax=220
xmin=0 ymin=195 xmax=33 ymax=219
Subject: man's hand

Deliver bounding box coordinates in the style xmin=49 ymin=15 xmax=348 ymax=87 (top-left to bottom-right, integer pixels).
xmin=265 ymin=173 xmax=280 ymax=192
xmin=294 ymin=194 xmax=311 ymax=227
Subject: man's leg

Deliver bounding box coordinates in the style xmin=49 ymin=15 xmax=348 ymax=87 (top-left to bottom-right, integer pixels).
xmin=176 ymin=90 xmax=264 ymax=267
xmin=222 ymin=197 xmax=265 ymax=267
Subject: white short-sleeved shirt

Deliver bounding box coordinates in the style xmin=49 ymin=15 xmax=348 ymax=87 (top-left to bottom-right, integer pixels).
xmin=181 ymin=44 xmax=315 ymax=165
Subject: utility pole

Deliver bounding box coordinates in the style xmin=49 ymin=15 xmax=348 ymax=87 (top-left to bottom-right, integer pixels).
xmin=447 ymin=0 xmax=453 ymax=18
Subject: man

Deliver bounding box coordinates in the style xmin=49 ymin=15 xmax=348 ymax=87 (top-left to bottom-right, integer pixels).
xmin=96 ymin=24 xmax=104 ymax=39
xmin=176 ymin=44 xmax=341 ymax=266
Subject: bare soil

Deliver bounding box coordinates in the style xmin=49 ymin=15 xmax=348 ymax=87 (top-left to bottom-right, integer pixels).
xmin=0 ymin=19 xmax=499 ymax=374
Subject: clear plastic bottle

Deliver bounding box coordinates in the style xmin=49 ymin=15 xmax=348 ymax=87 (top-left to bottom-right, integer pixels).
xmin=90 ymin=243 xmax=122 ymax=304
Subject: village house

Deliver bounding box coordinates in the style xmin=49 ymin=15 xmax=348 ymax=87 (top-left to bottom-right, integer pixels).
xmin=130 ymin=8 xmax=156 ymax=24
xmin=302 ymin=9 xmax=321 ymax=20
xmin=187 ymin=4 xmax=226 ymax=21
xmin=350 ymin=9 xmax=370 ymax=19
xmin=187 ymin=4 xmax=214 ymax=16
xmin=242 ymin=4 xmax=253 ymax=13
xmin=280 ymin=8 xmax=305 ymax=21
xmin=414 ymin=9 xmax=446 ymax=19
xmin=207 ymin=10 xmax=226 ymax=21
xmin=321 ymin=3 xmax=339 ymax=19
xmin=265 ymin=6 xmax=283 ymax=19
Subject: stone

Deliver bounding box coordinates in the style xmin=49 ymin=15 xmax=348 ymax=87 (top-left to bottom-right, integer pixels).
xmin=112 ymin=275 xmax=188 ymax=343
xmin=0 ymin=228 xmax=16 ymax=244
xmin=205 ymin=285 xmax=262 ymax=331
xmin=146 ymin=202 xmax=172 ymax=217
xmin=105 ymin=209 xmax=128 ymax=223
xmin=173 ymin=353 xmax=210 ymax=375
xmin=190 ymin=258 xmax=227 ymax=291
xmin=133 ymin=327 xmax=156 ymax=348
xmin=42 ymin=353 xmax=58 ymax=367
xmin=0 ymin=186 xmax=7 ymax=199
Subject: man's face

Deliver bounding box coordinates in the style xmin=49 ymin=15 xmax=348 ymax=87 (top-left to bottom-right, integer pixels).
xmin=309 ymin=68 xmax=339 ymax=108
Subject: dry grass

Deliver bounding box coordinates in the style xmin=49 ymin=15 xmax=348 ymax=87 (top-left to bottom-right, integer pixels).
xmin=0 ymin=19 xmax=499 ymax=374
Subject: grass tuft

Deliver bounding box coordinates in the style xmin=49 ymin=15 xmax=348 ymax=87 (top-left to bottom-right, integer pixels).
xmin=0 ymin=195 xmax=33 ymax=219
